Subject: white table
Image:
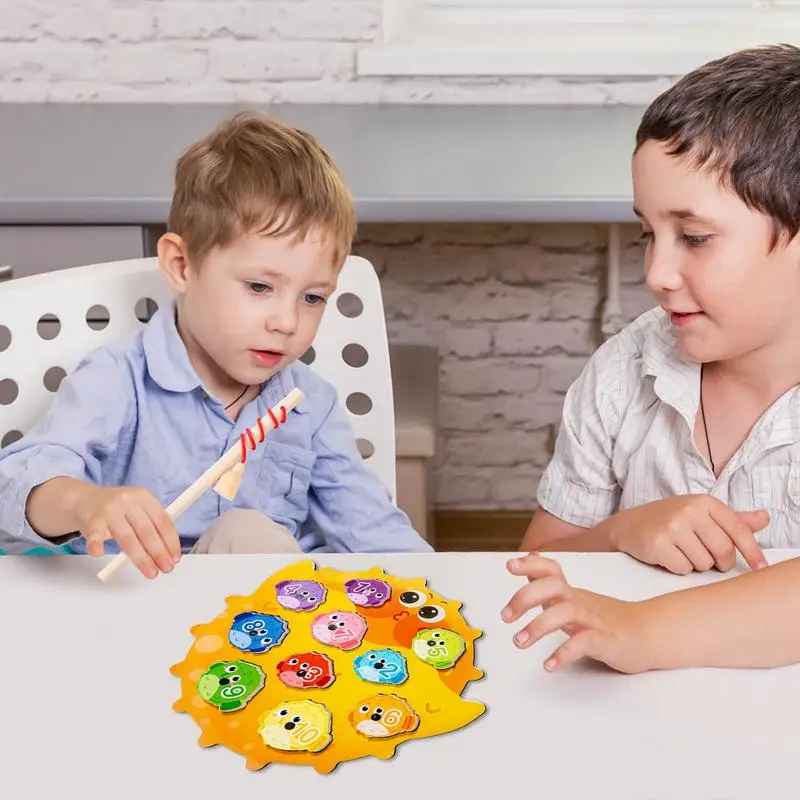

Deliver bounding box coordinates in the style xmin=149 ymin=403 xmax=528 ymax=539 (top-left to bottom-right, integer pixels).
xmin=2 ymin=550 xmax=799 ymax=799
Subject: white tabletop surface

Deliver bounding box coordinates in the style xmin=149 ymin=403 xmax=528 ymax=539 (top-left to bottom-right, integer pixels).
xmin=1 ymin=549 xmax=799 ymax=799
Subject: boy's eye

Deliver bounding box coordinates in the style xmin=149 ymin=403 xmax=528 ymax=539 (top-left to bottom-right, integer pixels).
xmin=247 ymin=282 xmax=270 ymax=294
xmin=637 ymin=230 xmax=653 ymax=243
xmin=683 ymin=234 xmax=711 ymax=247
xmin=304 ymin=293 xmax=326 ymax=306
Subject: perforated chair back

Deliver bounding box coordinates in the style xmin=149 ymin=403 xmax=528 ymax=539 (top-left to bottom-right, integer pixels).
xmin=0 ymin=255 xmax=396 ymax=498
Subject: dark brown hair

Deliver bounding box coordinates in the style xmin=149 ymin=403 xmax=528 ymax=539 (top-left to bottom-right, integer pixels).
xmin=635 ymin=43 xmax=800 ymax=247
xmin=168 ymin=110 xmax=356 ymax=267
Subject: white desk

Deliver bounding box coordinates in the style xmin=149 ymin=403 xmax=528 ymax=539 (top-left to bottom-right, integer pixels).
xmin=1 ymin=550 xmax=799 ymax=799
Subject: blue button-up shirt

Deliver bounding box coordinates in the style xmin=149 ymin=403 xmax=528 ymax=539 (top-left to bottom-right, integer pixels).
xmin=0 ymin=301 xmax=432 ymax=555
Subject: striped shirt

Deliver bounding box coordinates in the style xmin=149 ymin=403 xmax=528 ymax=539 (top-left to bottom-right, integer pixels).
xmin=537 ymin=306 xmax=800 ymax=549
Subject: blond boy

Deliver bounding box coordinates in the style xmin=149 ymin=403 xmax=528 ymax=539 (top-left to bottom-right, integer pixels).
xmin=0 ymin=111 xmax=432 ymax=577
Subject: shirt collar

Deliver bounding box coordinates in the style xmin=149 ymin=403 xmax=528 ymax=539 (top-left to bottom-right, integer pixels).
xmin=142 ymin=301 xmax=311 ymax=415
xmin=639 ymin=306 xmax=800 ymax=449
xmin=639 ymin=307 xmax=700 ymax=424
xmin=142 ymin=299 xmax=203 ymax=393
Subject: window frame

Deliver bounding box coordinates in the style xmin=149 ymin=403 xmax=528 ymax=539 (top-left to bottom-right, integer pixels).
xmin=357 ymin=0 xmax=800 ymax=78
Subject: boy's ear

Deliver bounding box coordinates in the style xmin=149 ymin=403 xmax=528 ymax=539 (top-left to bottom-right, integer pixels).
xmin=157 ymin=233 xmax=193 ymax=295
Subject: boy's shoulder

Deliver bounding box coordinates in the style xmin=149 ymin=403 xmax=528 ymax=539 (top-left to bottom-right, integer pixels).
xmin=280 ymin=359 xmax=340 ymax=418
xmin=75 ymin=301 xmax=197 ymax=393
xmin=70 ymin=326 xmax=148 ymax=380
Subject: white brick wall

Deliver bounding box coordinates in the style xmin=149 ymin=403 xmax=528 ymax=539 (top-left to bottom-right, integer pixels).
xmin=2 ymin=2 xmax=658 ymax=509
xmin=0 ymin=0 xmax=672 ymax=103
xmin=356 ymin=223 xmax=653 ymax=509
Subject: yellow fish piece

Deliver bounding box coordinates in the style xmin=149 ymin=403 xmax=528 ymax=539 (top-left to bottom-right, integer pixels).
xmin=258 ymin=699 xmax=333 ymax=752
xmin=170 ymin=560 xmax=486 ymax=774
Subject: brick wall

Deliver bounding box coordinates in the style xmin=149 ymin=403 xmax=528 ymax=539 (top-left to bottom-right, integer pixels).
xmin=356 ymin=223 xmax=653 ymax=509
xmin=0 ymin=1 xmax=672 ymax=103
xmin=3 ymin=1 xmax=659 ymax=509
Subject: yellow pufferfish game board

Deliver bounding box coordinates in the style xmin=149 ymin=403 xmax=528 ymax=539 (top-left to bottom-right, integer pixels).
xmin=170 ymin=560 xmax=486 ymax=773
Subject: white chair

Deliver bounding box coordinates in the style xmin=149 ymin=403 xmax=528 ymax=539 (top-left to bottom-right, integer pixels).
xmin=0 ymin=255 xmax=397 ymax=510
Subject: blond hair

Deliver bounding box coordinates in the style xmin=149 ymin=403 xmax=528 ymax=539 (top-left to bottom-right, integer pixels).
xmin=168 ymin=110 xmax=356 ymax=266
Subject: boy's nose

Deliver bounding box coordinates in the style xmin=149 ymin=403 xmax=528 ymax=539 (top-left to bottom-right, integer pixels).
xmin=645 ymin=249 xmax=684 ymax=294
xmin=266 ymin=304 xmax=298 ymax=334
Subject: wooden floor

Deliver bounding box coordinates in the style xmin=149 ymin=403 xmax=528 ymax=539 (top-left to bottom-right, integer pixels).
xmin=432 ymin=510 xmax=530 ymax=552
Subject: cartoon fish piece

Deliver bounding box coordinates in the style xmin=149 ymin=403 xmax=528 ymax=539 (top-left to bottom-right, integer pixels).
xmin=275 ymin=579 xmax=326 ymax=612
xmin=276 ymin=652 xmax=336 ymax=689
xmin=353 ymin=648 xmax=409 ymax=685
xmin=258 ymin=700 xmax=333 ymax=753
xmin=196 ymin=660 xmax=265 ymax=713
xmin=349 ymin=694 xmax=420 ymax=739
xmin=228 ymin=612 xmax=289 ymax=654
xmin=344 ymin=578 xmax=391 ymax=607
xmin=412 ymin=628 xmax=466 ymax=669
xmin=311 ymin=610 xmax=367 ymax=651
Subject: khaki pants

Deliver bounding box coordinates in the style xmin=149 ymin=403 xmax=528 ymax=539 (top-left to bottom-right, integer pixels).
xmin=190 ymin=509 xmax=303 ymax=554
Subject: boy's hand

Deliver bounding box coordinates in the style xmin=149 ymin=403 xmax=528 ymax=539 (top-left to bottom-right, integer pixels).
xmin=502 ymin=554 xmax=654 ymax=674
xmin=607 ymin=495 xmax=768 ymax=574
xmin=71 ymin=485 xmax=181 ymax=578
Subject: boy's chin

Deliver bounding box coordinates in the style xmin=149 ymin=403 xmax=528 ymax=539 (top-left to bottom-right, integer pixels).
xmin=242 ymin=365 xmax=281 ymax=385
xmin=673 ymin=333 xmax=712 ymax=364
xmin=676 ymin=338 xmax=729 ymax=365
xmin=219 ymin=363 xmax=277 ymax=390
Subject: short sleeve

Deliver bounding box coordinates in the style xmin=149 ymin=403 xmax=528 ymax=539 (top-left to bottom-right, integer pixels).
xmin=536 ymin=337 xmax=630 ymax=527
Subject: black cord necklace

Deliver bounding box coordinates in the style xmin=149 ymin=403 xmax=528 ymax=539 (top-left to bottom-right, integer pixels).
xmin=224 ymin=384 xmax=250 ymax=410
xmin=224 ymin=381 xmax=266 ymax=410
xmin=699 ymin=363 xmax=715 ymax=475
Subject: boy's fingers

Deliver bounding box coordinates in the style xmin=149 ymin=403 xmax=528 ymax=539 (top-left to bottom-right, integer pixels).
xmin=507 ymin=554 xmax=564 ymax=582
xmin=513 ymin=600 xmax=593 ymax=650
xmin=111 ymin=518 xmax=159 ymax=579
xmin=736 ymin=509 xmax=770 ymax=533
xmin=675 ymin=530 xmax=715 ymax=572
xmin=544 ymin=630 xmax=596 ymax=672
xmin=732 ymin=527 xmax=767 ymax=571
xmin=144 ymin=498 xmax=181 ymax=562
xmin=694 ymin=524 xmax=736 ymax=572
xmin=125 ymin=506 xmax=174 ymax=574
xmin=84 ymin=523 xmax=108 ymax=557
xmin=502 ymin=576 xmax=571 ymax=622
xmin=659 ymin=547 xmax=694 ymax=575
xmin=710 ymin=506 xmax=768 ymax=570
xmin=723 ymin=520 xmax=767 ymax=570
